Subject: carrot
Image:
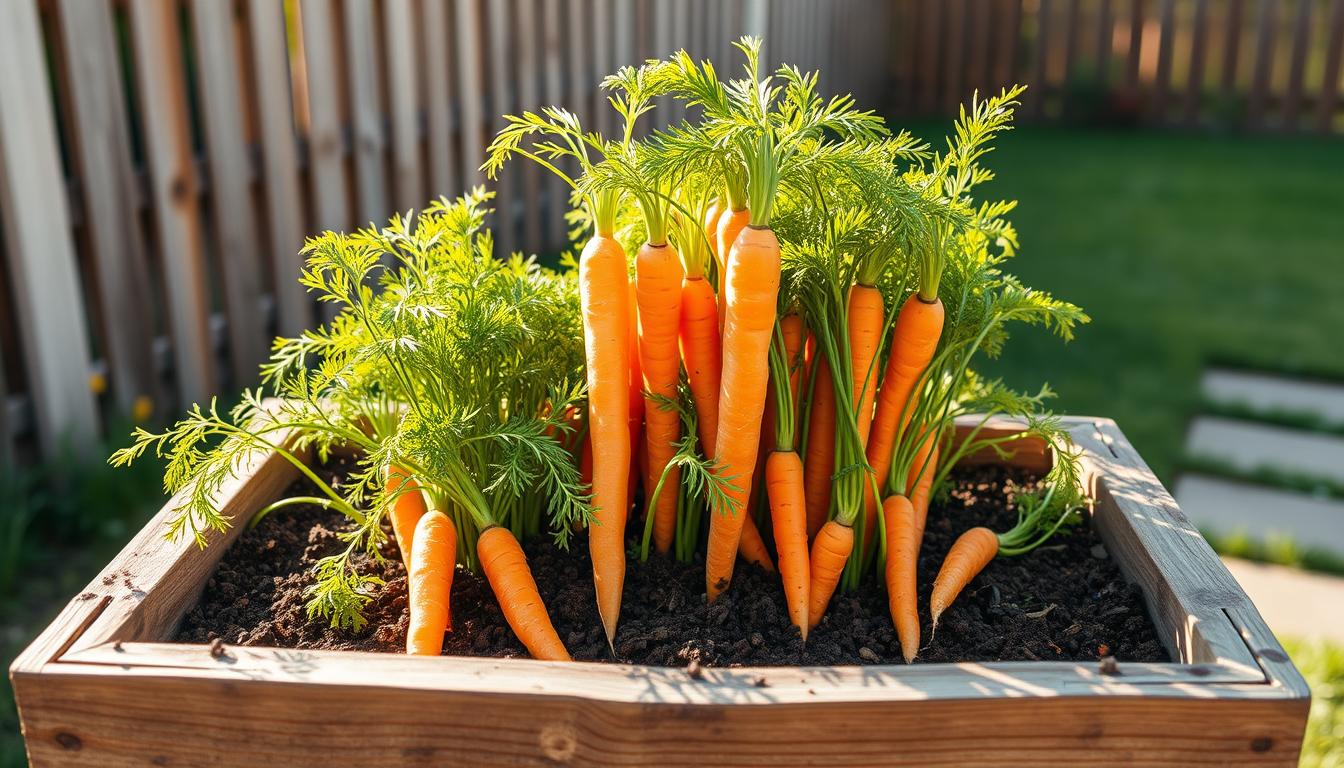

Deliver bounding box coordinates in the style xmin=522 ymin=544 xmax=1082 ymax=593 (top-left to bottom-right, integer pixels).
xmin=635 ymin=242 xmax=685 ymax=554
xmin=806 ymin=519 xmax=854 ymax=630
xmin=738 ymin=511 xmax=775 ymax=571
xmin=385 ymin=465 xmax=427 ymax=569
xmin=579 ymin=233 xmax=632 ymax=646
xmin=861 ymin=294 xmax=944 ymax=553
xmin=907 ymin=434 xmax=941 ymax=535
xmin=847 ymin=284 xmax=884 ymax=449
xmin=715 ymin=207 xmax=751 ymax=335
xmin=477 ymin=526 xmax=571 ymax=661
xmin=706 ymin=224 xmax=781 ymax=601
xmin=883 ymin=494 xmax=920 ymax=662
xmin=704 ymin=198 xmax=724 ymax=277
xmin=929 ymin=526 xmax=998 ymax=630
xmin=406 ymin=508 xmax=456 ymax=655
xmin=780 ymin=312 xmax=805 ymax=411
xmin=766 ymin=449 xmax=808 ymax=635
xmin=678 ymin=275 xmax=721 ymax=457
xmin=802 ymin=350 xmax=836 ymax=539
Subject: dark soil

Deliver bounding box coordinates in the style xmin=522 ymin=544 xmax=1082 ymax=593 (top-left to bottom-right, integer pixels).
xmin=177 ymin=461 xmax=1169 ymax=666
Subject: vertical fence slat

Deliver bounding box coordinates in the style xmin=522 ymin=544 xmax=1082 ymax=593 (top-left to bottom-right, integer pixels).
xmin=386 ymin=0 xmax=424 ymax=212
xmin=344 ymin=0 xmax=390 ymax=225
xmin=515 ymin=0 xmax=543 ymax=254
xmin=1127 ymin=0 xmax=1146 ymax=89
xmin=993 ymin=0 xmax=1022 ymax=90
xmin=1096 ymin=0 xmax=1113 ymax=85
xmin=1281 ymin=0 xmax=1312 ymax=131
xmin=127 ymin=0 xmax=217 ymax=406
xmin=966 ymin=0 xmax=992 ymax=96
xmin=541 ymin=0 xmax=567 ymax=247
xmin=1182 ymin=0 xmax=1210 ymax=126
xmin=1317 ymin=0 xmax=1344 ymax=133
xmin=1061 ymin=0 xmax=1080 ymax=104
xmin=943 ymin=0 xmax=968 ymax=113
xmin=1221 ymin=0 xmax=1246 ymax=92
xmin=485 ymin=0 xmax=517 ymax=255
xmin=591 ymin=0 xmax=614 ymax=131
xmin=455 ymin=0 xmax=487 ymax=185
xmin=0 ymin=0 xmax=100 ymax=455
xmin=54 ymin=0 xmax=161 ymax=411
xmin=189 ymin=0 xmax=269 ymax=382
xmin=423 ymin=0 xmax=461 ymax=198
xmin=1246 ymin=0 xmax=1278 ymax=130
xmin=300 ymin=0 xmax=351 ymax=233
xmin=1151 ymin=0 xmax=1177 ymax=121
xmin=917 ymin=0 xmax=941 ymax=113
xmin=1030 ymin=0 xmax=1053 ymax=117
xmin=246 ymin=0 xmax=310 ymax=338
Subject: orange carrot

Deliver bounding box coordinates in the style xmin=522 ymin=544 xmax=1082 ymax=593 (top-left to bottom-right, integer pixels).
xmin=579 ymin=234 xmax=631 ymax=646
xmin=706 ymin=224 xmax=780 ymax=601
xmin=802 ymin=351 xmax=836 ymax=540
xmin=385 ymin=465 xmax=427 ymax=569
xmin=704 ymin=198 xmax=724 ymax=277
xmin=861 ymin=295 xmax=944 ymax=553
xmin=636 ymin=243 xmax=685 ymax=554
xmin=406 ymin=508 xmax=456 ymax=655
xmin=907 ymin=435 xmax=941 ymax=535
xmin=883 ymin=494 xmax=920 ymax=662
xmin=929 ymin=526 xmax=999 ymax=630
xmin=679 ymin=276 xmax=721 ymax=453
xmin=847 ymin=284 xmax=884 ymax=449
xmin=477 ymin=526 xmax=571 ymax=661
xmin=738 ymin=511 xmax=775 ymax=571
xmin=766 ymin=449 xmax=809 ymax=635
xmin=806 ymin=519 xmax=854 ymax=630
xmin=780 ymin=313 xmax=805 ymax=410
xmin=715 ymin=207 xmax=751 ymax=335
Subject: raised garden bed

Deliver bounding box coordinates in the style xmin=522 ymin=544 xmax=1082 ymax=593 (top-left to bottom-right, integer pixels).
xmin=10 ymin=416 xmax=1309 ymax=766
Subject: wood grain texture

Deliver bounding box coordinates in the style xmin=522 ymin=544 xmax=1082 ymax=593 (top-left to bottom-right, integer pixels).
xmin=189 ymin=0 xmax=270 ymax=382
xmin=53 ymin=0 xmax=162 ymax=413
xmin=245 ymin=0 xmax=312 ymax=338
xmin=385 ymin=0 xmax=424 ymax=213
xmin=0 ymin=0 xmax=101 ymax=456
xmin=298 ymin=0 xmax=350 ymax=234
xmin=343 ymin=0 xmax=391 ymax=227
xmin=10 ymin=415 xmax=1309 ymax=766
xmin=128 ymin=0 xmax=219 ymax=406
xmin=422 ymin=0 xmax=461 ymax=198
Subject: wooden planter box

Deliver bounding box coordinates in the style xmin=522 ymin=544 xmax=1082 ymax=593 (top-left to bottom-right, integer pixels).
xmin=11 ymin=416 xmax=1309 ymax=766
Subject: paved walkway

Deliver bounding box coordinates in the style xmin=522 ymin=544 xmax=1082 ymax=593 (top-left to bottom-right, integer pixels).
xmin=1176 ymin=474 xmax=1344 ymax=553
xmin=1202 ymin=368 xmax=1344 ymax=425
xmin=1222 ymin=557 xmax=1344 ymax=643
xmin=1186 ymin=415 xmax=1344 ymax=484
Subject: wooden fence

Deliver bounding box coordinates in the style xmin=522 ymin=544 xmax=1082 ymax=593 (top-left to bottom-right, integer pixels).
xmin=889 ymin=0 xmax=1344 ymax=132
xmin=0 ymin=0 xmax=1340 ymax=462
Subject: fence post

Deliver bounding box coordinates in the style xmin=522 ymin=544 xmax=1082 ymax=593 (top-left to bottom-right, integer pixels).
xmin=54 ymin=0 xmax=162 ymax=416
xmin=0 ymin=0 xmax=101 ymax=458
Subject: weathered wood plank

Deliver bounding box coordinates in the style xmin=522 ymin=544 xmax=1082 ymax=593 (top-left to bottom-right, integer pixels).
xmin=1246 ymin=0 xmax=1279 ymax=130
xmin=127 ymin=0 xmax=217 ymax=406
xmin=540 ymin=0 xmax=568 ymax=247
xmin=299 ymin=0 xmax=350 ymax=234
xmin=942 ymin=0 xmax=968 ymax=114
xmin=1069 ymin=419 xmax=1261 ymax=676
xmin=245 ymin=0 xmax=311 ymax=338
xmin=454 ymin=0 xmax=487 ymax=185
xmin=53 ymin=0 xmax=161 ymax=413
xmin=917 ymin=0 xmax=941 ymax=113
xmin=1318 ymin=0 xmax=1344 ymax=133
xmin=486 ymin=0 xmax=518 ymax=255
xmin=514 ymin=0 xmax=544 ymax=254
xmin=385 ymin=0 xmax=424 ymax=212
xmin=1127 ymin=0 xmax=1145 ymax=89
xmin=1183 ymin=0 xmax=1211 ymax=126
xmin=1281 ymin=0 xmax=1313 ymax=132
xmin=343 ymin=0 xmax=391 ymax=226
xmin=1151 ymin=0 xmax=1176 ymax=121
xmin=189 ymin=0 xmax=270 ymax=382
xmin=14 ymin=654 xmax=1307 ymax=767
xmin=1029 ymin=0 xmax=1052 ymax=117
xmin=423 ymin=0 xmax=461 ymax=198
xmin=993 ymin=0 xmax=1022 ymax=90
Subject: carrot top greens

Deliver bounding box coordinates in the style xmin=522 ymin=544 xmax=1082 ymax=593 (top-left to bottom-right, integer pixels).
xmin=114 ymin=36 xmax=1091 ymax=644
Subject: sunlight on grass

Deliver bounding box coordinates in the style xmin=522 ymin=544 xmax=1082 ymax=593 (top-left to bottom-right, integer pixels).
xmin=1283 ymin=637 xmax=1344 ymax=768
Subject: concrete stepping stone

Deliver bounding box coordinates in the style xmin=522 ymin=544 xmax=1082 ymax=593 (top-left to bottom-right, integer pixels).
xmin=1202 ymin=368 xmax=1344 ymax=425
xmin=1174 ymin=473 xmax=1344 ymax=554
xmin=1185 ymin=415 xmax=1344 ymax=484
xmin=1222 ymin=557 xmax=1344 ymax=643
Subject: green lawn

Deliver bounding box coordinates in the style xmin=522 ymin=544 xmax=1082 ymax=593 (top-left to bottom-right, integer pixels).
xmin=970 ymin=127 xmax=1344 ymax=482
xmin=4 ymin=126 xmax=1343 ymax=765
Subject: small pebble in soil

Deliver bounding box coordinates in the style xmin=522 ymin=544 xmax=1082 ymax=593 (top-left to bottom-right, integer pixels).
xmin=176 ymin=462 xmax=1170 ymax=668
